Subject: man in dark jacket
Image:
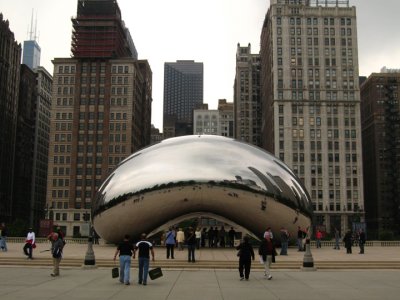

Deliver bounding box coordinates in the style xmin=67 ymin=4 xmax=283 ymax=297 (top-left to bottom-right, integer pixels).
xmin=358 ymin=229 xmax=366 ymax=254
xmin=259 ymin=235 xmax=275 ymax=279
xmin=186 ymin=227 xmax=196 ymax=262
xmin=236 ymin=236 xmax=255 ymax=280
xmin=343 ymin=230 xmax=353 ymax=254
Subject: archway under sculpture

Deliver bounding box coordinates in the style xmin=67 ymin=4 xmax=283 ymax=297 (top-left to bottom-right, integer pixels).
xmin=92 ymin=135 xmax=313 ymax=243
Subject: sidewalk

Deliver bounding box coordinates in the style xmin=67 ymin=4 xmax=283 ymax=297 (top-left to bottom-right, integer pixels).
xmin=1 ymin=266 xmax=400 ymax=300
xmin=1 ymin=243 xmax=400 ymax=299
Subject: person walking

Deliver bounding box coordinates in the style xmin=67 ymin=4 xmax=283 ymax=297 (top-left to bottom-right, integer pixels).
xmin=133 ymin=233 xmax=155 ymax=285
xmin=176 ymin=228 xmax=185 ymax=251
xmin=297 ymin=226 xmax=305 ymax=251
xmin=343 ymin=230 xmax=353 ymax=254
xmin=213 ymin=227 xmax=219 ymax=247
xmin=334 ymin=228 xmax=341 ymax=250
xmin=195 ymin=227 xmax=202 ymax=249
xmin=259 ymin=234 xmax=274 ymax=280
xmin=165 ymin=227 xmax=176 ymax=259
xmin=51 ymin=233 xmax=64 ymax=277
xmin=113 ymin=234 xmax=134 ymax=285
xmin=207 ymin=227 xmax=214 ymax=248
xmin=358 ymin=229 xmax=366 ymax=254
xmin=236 ymin=236 xmax=255 ymax=281
xmin=279 ymin=227 xmax=289 ymax=255
xmin=0 ymin=222 xmax=8 ymax=252
xmin=23 ymin=228 xmax=35 ymax=259
xmin=316 ymin=230 xmax=322 ymax=248
xmin=228 ymin=227 xmax=236 ymax=248
xmin=186 ymin=227 xmax=196 ymax=262
xmin=219 ymin=226 xmax=226 ymax=248
xmin=201 ymin=228 xmax=207 ymax=248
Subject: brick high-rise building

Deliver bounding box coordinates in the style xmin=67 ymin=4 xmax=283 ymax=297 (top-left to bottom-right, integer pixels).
xmin=46 ymin=0 xmax=152 ymax=236
xmin=0 ymin=14 xmax=21 ymax=223
xmin=360 ymin=68 xmax=400 ymax=238
xmin=234 ymin=43 xmax=261 ymax=146
xmin=260 ymin=0 xmax=364 ymax=233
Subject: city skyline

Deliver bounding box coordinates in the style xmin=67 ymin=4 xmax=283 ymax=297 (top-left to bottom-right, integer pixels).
xmin=1 ymin=0 xmax=399 ymax=132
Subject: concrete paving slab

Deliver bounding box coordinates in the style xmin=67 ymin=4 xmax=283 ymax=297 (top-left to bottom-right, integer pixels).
xmin=1 ymin=267 xmax=400 ymax=300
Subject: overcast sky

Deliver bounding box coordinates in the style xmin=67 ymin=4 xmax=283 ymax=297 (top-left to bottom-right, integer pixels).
xmin=1 ymin=0 xmax=399 ymax=131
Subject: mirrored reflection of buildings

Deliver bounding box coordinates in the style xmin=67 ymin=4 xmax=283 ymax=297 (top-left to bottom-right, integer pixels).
xmin=260 ymin=0 xmax=365 ymax=234
xmin=193 ymin=99 xmax=234 ymax=137
xmin=46 ymin=0 xmax=152 ymax=237
xmin=360 ymin=68 xmax=400 ymax=239
xmin=163 ymin=60 xmax=204 ymax=138
xmin=234 ymin=43 xmax=261 ymax=146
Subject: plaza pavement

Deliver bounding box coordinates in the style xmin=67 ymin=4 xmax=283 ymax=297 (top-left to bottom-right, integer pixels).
xmin=1 ymin=242 xmax=400 ymax=299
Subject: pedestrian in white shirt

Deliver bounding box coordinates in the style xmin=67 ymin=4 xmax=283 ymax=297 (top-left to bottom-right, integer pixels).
xmin=23 ymin=228 xmax=35 ymax=259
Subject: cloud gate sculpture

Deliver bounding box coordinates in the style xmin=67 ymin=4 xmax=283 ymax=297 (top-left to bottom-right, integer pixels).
xmin=92 ymin=135 xmax=313 ymax=243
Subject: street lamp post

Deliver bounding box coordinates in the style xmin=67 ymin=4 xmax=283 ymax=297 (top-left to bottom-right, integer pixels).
xmin=83 ymin=213 xmax=96 ymax=267
xmin=302 ymin=239 xmax=317 ymax=271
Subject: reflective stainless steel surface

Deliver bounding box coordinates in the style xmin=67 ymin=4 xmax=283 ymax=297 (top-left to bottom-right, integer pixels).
xmin=93 ymin=135 xmax=313 ymax=243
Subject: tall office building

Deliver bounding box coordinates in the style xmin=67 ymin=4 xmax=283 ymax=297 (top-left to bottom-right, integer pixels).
xmin=234 ymin=43 xmax=261 ymax=146
xmin=22 ymin=12 xmax=41 ymax=70
xmin=360 ymin=68 xmax=400 ymax=238
xmin=163 ymin=60 xmax=204 ymax=137
xmin=260 ymin=0 xmax=364 ymax=233
xmin=22 ymin=41 xmax=41 ymax=70
xmin=46 ymin=0 xmax=152 ymax=236
xmin=13 ymin=65 xmax=38 ymax=226
xmin=31 ymin=67 xmax=52 ymax=227
xmin=0 ymin=14 xmax=21 ymax=223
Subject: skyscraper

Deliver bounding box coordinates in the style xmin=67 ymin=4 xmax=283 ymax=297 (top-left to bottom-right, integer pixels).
xmin=0 ymin=14 xmax=21 ymax=223
xmin=22 ymin=11 xmax=41 ymax=70
xmin=46 ymin=0 xmax=152 ymax=236
xmin=260 ymin=0 xmax=364 ymax=233
xmin=360 ymin=68 xmax=400 ymax=238
xmin=22 ymin=40 xmax=41 ymax=70
xmin=163 ymin=60 xmax=204 ymax=137
xmin=234 ymin=43 xmax=261 ymax=146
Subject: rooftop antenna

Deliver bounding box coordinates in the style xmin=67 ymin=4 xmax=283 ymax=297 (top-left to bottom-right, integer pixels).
xmin=29 ymin=9 xmax=34 ymax=40
xmin=34 ymin=11 xmax=38 ymax=41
